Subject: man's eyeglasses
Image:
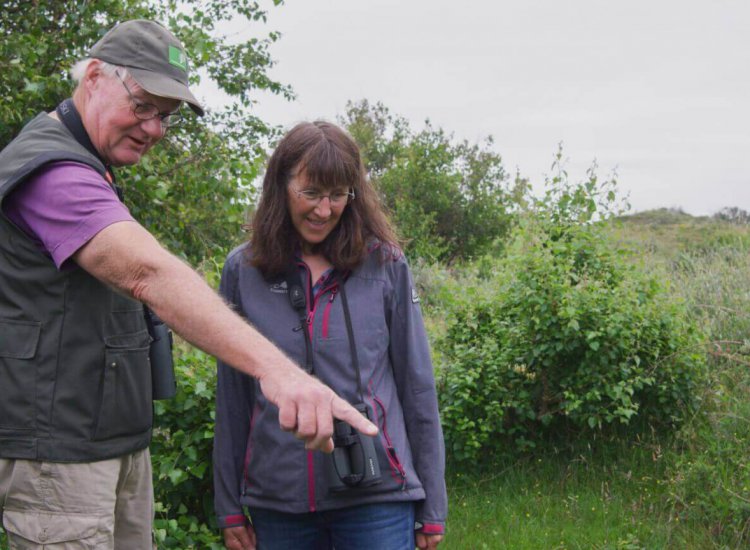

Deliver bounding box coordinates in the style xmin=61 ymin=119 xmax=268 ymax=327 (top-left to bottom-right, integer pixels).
xmin=116 ymin=69 xmax=183 ymax=130
xmin=291 ymin=186 xmax=355 ymax=206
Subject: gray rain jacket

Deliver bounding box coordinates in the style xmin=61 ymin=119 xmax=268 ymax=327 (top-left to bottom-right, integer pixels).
xmin=213 ymin=244 xmax=447 ymax=535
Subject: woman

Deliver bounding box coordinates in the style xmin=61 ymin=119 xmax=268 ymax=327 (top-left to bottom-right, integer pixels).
xmin=213 ymin=121 xmax=447 ymax=550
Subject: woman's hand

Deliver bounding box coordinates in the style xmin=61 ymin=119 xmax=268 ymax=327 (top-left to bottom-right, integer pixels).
xmin=222 ymin=525 xmax=256 ymax=550
xmin=416 ymin=532 xmax=444 ymax=549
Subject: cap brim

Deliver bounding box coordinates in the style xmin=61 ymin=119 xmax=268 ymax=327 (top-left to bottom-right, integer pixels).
xmin=128 ymin=67 xmax=205 ymax=116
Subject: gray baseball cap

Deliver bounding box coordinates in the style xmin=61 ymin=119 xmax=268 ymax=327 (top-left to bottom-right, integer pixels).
xmin=89 ymin=19 xmax=204 ymax=116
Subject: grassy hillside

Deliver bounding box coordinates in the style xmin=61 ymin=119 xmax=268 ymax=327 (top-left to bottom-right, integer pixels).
xmin=612 ymin=208 xmax=750 ymax=266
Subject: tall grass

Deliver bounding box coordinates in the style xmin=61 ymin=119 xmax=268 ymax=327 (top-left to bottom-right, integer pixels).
xmin=663 ymin=246 xmax=750 ymax=547
xmin=669 ymin=246 xmax=750 ymax=349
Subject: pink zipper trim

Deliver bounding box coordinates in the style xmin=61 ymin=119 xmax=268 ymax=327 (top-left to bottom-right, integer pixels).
xmin=242 ymin=402 xmax=260 ymax=493
xmin=307 ymin=450 xmax=316 ymax=511
xmin=297 ymin=262 xmax=315 ymax=340
xmin=296 ymin=262 xmax=339 ymax=512
xmin=367 ymin=389 xmax=407 ymax=486
xmin=297 ymin=263 xmax=318 ymax=511
xmin=307 ymin=281 xmax=338 ymax=340
xmin=322 ymin=288 xmax=337 ymax=339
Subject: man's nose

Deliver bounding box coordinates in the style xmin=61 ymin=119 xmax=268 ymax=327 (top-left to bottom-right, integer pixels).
xmin=141 ymin=117 xmax=165 ymax=139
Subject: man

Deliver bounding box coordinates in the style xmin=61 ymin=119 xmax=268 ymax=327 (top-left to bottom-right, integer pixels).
xmin=0 ymin=19 xmax=375 ymax=548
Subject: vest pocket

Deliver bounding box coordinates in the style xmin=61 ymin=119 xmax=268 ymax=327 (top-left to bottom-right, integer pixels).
xmin=0 ymin=319 xmax=41 ymax=430
xmin=0 ymin=319 xmax=41 ymax=359
xmin=93 ymin=331 xmax=152 ymax=440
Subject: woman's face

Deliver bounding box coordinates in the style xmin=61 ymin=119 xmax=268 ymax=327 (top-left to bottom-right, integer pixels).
xmin=286 ymin=170 xmax=351 ymax=252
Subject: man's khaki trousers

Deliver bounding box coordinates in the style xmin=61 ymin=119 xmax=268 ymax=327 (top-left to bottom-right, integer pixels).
xmin=0 ymin=448 xmax=153 ymax=549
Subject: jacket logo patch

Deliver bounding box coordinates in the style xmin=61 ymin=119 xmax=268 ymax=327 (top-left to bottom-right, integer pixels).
xmin=270 ymin=281 xmax=288 ymax=294
xmin=411 ymin=287 xmax=420 ymax=304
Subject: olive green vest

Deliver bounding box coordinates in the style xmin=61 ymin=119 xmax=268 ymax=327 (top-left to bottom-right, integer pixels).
xmin=0 ymin=113 xmax=152 ymax=462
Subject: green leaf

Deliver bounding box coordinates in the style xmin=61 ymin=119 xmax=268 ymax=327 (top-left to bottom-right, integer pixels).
xmin=168 ymin=468 xmax=188 ymax=485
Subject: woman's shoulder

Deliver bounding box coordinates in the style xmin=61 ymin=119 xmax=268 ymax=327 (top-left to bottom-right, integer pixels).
xmin=356 ymin=240 xmax=410 ymax=280
xmin=226 ymin=242 xmax=247 ymax=259
xmin=365 ymin=239 xmax=404 ymax=264
xmin=223 ymin=242 xmax=254 ymax=273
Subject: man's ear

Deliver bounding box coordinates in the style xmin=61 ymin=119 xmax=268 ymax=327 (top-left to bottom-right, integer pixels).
xmin=83 ymin=59 xmax=105 ymax=92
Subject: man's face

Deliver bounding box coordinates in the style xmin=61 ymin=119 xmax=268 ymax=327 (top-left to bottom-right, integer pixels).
xmin=84 ymin=66 xmax=180 ymax=167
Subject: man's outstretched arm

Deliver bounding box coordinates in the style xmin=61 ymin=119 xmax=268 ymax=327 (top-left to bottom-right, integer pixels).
xmin=73 ymin=220 xmax=377 ymax=451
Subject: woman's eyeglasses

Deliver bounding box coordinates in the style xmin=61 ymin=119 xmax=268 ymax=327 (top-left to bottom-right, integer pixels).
xmin=291 ymin=187 xmax=355 ymax=206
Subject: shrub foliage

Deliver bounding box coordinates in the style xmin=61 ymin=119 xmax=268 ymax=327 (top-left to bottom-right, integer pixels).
xmin=436 ymin=164 xmax=706 ymax=463
xmin=151 ymin=346 xmax=222 ymax=548
xmin=341 ymin=100 xmax=529 ymax=262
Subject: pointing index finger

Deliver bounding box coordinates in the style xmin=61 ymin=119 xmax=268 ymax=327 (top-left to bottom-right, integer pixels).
xmin=331 ymin=396 xmax=378 ymax=436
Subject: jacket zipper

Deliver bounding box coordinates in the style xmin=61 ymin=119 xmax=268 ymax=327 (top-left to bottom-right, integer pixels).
xmin=298 ymin=264 xmax=339 ymax=511
xmin=307 ymin=451 xmax=316 ymax=511
xmin=307 ymin=281 xmax=338 ymax=340
xmin=242 ymin=402 xmax=260 ymax=495
xmin=368 ymin=390 xmax=407 ymax=488
xmin=304 ymin=282 xmax=338 ymax=511
xmin=322 ymin=287 xmax=337 ymax=339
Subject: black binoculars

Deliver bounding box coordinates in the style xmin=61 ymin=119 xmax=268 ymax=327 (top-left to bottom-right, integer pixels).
xmin=327 ymin=403 xmax=382 ymax=492
xmin=144 ymin=307 xmax=176 ymax=400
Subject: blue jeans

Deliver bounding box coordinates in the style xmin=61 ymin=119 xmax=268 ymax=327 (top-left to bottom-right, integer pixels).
xmin=248 ymin=502 xmax=416 ymax=550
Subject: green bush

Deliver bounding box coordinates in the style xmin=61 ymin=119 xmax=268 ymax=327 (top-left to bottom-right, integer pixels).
xmin=341 ymin=100 xmax=528 ymax=262
xmin=436 ymin=163 xmax=707 ymax=464
xmin=151 ymin=345 xmax=222 ymax=549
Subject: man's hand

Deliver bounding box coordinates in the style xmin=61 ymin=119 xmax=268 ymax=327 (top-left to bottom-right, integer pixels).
xmin=416 ymin=532 xmax=444 ymax=550
xmin=258 ymin=363 xmax=378 ymax=452
xmin=222 ymin=525 xmax=256 ymax=550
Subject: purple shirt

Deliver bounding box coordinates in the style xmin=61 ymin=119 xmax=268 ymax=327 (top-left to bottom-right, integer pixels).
xmin=3 ymin=161 xmax=134 ymax=268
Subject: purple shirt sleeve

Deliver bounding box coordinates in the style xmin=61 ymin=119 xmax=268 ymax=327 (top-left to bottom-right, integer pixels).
xmin=3 ymin=161 xmax=134 ymax=269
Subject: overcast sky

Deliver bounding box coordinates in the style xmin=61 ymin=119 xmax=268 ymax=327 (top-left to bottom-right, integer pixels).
xmin=207 ymin=0 xmax=749 ymax=215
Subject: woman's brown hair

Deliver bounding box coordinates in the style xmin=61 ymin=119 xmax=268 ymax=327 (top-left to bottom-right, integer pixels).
xmin=248 ymin=121 xmax=399 ymax=277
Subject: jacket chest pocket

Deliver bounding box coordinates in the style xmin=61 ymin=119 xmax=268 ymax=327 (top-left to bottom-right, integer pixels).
xmin=92 ymin=330 xmax=152 ymax=440
xmin=317 ymin=294 xmax=388 ymax=343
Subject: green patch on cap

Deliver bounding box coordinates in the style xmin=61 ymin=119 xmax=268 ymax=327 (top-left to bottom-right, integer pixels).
xmin=168 ymin=45 xmax=188 ymax=71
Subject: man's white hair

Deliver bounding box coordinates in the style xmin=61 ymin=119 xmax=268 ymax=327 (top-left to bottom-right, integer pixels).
xmin=70 ymin=58 xmax=130 ymax=83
